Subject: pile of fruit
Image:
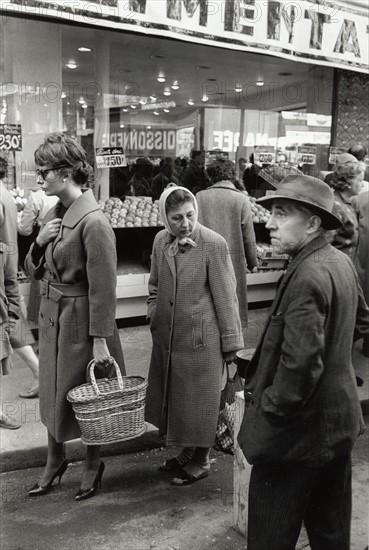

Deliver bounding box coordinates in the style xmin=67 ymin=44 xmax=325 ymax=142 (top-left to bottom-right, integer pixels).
xmin=248 ymin=195 xmax=271 ymax=224
xmin=98 ymin=196 xmax=165 ymax=228
xmin=10 ymin=187 xmax=28 ymax=211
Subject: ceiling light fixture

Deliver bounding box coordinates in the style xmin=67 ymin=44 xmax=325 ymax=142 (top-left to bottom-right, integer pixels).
xmin=139 ymin=99 xmax=147 ymax=105
xmin=82 ymin=104 xmax=88 ymax=109
xmin=256 ymin=80 xmax=264 ymax=87
xmin=130 ymin=105 xmax=137 ymax=109
xmin=61 ymin=92 xmax=67 ymax=99
xmin=120 ymin=124 xmax=125 ymax=128
xmin=78 ymin=47 xmax=91 ymax=52
xmin=188 ymin=99 xmax=194 ymax=106
xmin=163 ymin=109 xmax=170 ymax=113
xmin=122 ymin=108 xmax=128 ymax=112
xmin=201 ymin=95 xmax=209 ymax=102
xmin=150 ymin=95 xmax=157 ymax=102
xmin=157 ymin=74 xmax=166 ymax=83
xmin=147 ymin=125 xmax=152 ymax=129
xmin=171 ymin=81 xmax=179 ymax=90
xmin=78 ymin=96 xmax=85 ymax=104
xmin=163 ymin=88 xmax=171 ymax=96
xmin=66 ymin=61 xmax=78 ymax=69
xmin=235 ymin=84 xmax=242 ymax=93
xmin=153 ymin=111 xmax=160 ymax=116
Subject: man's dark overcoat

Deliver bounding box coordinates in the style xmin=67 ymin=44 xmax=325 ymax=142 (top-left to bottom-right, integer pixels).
xmin=238 ymin=235 xmax=368 ymax=467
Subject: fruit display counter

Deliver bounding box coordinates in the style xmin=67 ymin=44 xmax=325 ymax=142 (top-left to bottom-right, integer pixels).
xmin=17 ymin=194 xmax=285 ymax=319
xmin=103 ymin=196 xmax=284 ymax=319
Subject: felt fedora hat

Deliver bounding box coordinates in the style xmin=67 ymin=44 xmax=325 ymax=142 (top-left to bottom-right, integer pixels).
xmin=256 ymin=175 xmax=342 ymax=230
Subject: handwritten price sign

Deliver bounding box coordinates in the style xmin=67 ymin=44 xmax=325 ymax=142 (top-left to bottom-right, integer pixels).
xmin=0 ymin=124 xmax=22 ymax=151
xmin=95 ymin=147 xmax=126 ymax=168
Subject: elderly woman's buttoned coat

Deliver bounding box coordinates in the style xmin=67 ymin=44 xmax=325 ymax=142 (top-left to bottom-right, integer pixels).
xmin=25 ymin=189 xmax=125 ymax=442
xmin=145 ymin=224 xmax=244 ymax=447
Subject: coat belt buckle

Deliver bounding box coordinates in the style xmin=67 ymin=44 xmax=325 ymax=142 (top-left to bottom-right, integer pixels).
xmin=40 ymin=280 xmax=50 ymax=298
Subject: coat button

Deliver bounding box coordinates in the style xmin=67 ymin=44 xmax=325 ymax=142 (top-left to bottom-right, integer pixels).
xmin=169 ymin=300 xmax=173 ymax=306
xmin=49 ymin=318 xmax=54 ymax=326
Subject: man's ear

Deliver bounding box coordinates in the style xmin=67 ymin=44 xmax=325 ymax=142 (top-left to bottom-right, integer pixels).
xmin=307 ymin=215 xmax=322 ymax=234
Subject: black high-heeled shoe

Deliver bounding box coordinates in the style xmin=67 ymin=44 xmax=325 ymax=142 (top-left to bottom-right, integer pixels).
xmin=75 ymin=461 xmax=105 ymax=502
xmin=28 ymin=460 xmax=68 ymax=497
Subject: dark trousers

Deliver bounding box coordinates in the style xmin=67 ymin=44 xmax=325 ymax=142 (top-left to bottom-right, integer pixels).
xmin=247 ymin=455 xmax=352 ymax=550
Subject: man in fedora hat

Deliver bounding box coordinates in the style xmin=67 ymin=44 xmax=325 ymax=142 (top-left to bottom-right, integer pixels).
xmin=238 ymin=175 xmax=369 ymax=550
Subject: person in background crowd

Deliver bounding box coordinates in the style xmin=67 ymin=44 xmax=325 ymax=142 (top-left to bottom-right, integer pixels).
xmin=146 ymin=185 xmax=244 ymax=485
xmin=238 ymin=175 xmax=369 ymax=550
xmin=151 ymin=157 xmax=179 ymax=201
xmin=242 ymin=153 xmax=264 ymax=195
xmin=25 ymin=133 xmax=125 ymax=501
xmin=181 ymin=149 xmax=210 ymax=194
xmin=0 ymin=241 xmax=21 ymax=429
xmin=349 ymin=143 xmax=369 ymax=193
xmin=330 ymin=156 xmax=365 ymax=259
xmin=18 ymin=188 xmax=58 ymax=331
xmin=352 ymin=190 xmax=369 ymax=358
xmin=348 ymin=144 xmax=367 ymax=162
xmin=173 ymin=157 xmax=185 ymax=182
xmin=0 ymin=153 xmax=40 ymax=399
xmin=197 ymin=159 xmax=258 ymax=329
xmin=128 ymin=157 xmax=153 ymax=196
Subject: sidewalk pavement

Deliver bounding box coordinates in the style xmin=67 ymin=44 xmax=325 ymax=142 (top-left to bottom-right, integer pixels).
xmin=0 ymin=309 xmax=368 ymax=549
xmin=0 ymin=308 xmax=368 ymax=473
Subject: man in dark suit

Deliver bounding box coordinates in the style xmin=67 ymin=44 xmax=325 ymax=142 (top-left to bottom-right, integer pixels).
xmin=238 ymin=175 xmax=369 ymax=550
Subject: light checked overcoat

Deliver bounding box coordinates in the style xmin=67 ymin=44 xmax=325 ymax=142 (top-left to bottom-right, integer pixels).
xmin=145 ymin=223 xmax=244 ymax=447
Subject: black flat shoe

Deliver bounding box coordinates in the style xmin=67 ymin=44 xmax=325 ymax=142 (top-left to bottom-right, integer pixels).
xmin=75 ymin=461 xmax=105 ymax=502
xmin=28 ymin=460 xmax=68 ymax=497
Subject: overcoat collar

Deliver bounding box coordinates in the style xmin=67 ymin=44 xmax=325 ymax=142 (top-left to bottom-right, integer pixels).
xmin=58 ymin=189 xmax=100 ymax=229
xmin=163 ymin=223 xmax=201 ymax=278
xmin=204 ymin=180 xmax=240 ymax=193
xmin=52 ymin=189 xmax=99 ymax=253
xmin=245 ymin=233 xmax=332 ymax=386
xmin=273 ymin=233 xmax=332 ymax=313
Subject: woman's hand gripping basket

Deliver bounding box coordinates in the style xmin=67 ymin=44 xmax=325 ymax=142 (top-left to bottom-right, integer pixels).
xmin=67 ymin=358 xmax=148 ymax=445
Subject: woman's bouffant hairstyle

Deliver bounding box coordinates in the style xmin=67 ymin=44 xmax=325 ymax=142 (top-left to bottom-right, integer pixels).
xmin=34 ymin=133 xmax=92 ymax=186
xmin=165 ymin=188 xmax=196 ymax=214
xmin=331 ymin=161 xmax=364 ymax=191
xmin=206 ymin=159 xmax=235 ymax=184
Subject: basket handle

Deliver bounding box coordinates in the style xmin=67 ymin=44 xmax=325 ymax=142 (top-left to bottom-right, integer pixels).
xmin=86 ymin=357 xmax=124 ymax=396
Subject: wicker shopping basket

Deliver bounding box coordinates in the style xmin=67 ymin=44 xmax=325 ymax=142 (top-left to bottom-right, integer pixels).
xmin=67 ymin=358 xmax=148 ymax=445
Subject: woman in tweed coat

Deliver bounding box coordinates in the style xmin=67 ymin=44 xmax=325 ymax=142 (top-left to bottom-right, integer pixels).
xmin=25 ymin=134 xmax=125 ymax=501
xmin=146 ymin=185 xmax=244 ymax=485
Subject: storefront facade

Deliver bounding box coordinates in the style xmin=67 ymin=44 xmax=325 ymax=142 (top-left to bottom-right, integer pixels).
xmin=1 ymin=0 xmax=368 ymax=196
xmin=1 ymin=0 xmax=368 ymax=314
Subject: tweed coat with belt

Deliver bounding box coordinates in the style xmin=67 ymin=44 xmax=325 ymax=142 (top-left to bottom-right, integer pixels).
xmin=145 ymin=223 xmax=244 ymax=447
xmin=197 ymin=181 xmax=258 ymax=327
xmin=238 ymin=234 xmax=369 ymax=468
xmin=25 ymin=189 xmax=125 ymax=443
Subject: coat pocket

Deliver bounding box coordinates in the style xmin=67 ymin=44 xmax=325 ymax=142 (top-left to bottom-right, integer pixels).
xmin=192 ymin=311 xmax=205 ymax=349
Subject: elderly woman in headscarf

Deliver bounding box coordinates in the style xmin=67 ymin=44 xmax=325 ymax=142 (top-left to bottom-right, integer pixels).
xmin=145 ymin=185 xmax=244 ymax=486
xmin=330 ymin=155 xmax=365 ymax=259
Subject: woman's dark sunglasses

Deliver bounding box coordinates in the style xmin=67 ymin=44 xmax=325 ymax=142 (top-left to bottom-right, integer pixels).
xmin=35 ymin=165 xmax=67 ymax=180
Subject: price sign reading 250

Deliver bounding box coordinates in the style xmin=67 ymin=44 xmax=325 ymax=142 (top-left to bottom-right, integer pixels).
xmin=0 ymin=124 xmax=22 ymax=151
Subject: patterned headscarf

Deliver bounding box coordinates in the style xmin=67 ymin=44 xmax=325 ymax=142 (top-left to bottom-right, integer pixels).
xmin=159 ymin=184 xmax=198 ymax=256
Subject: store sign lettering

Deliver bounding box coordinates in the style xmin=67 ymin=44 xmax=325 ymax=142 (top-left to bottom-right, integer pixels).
xmin=109 ymin=129 xmax=176 ymax=155
xmin=3 ymin=0 xmax=367 ymax=73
